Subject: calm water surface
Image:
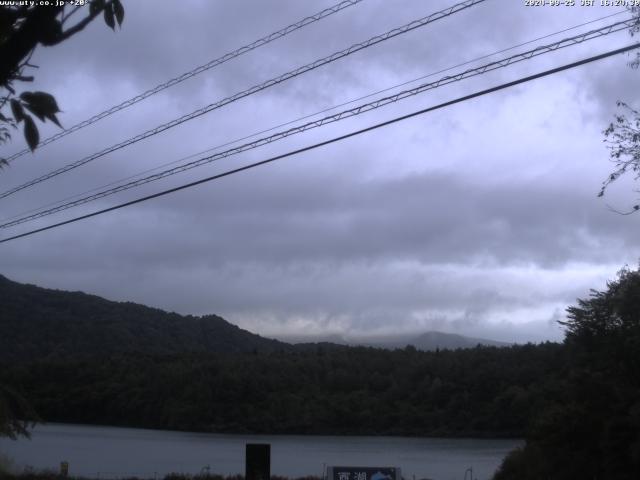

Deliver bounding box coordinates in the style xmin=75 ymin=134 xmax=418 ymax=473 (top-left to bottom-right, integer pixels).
xmin=0 ymin=424 xmax=521 ymax=480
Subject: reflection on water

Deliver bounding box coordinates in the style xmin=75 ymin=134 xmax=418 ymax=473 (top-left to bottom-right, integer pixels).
xmin=0 ymin=423 xmax=521 ymax=480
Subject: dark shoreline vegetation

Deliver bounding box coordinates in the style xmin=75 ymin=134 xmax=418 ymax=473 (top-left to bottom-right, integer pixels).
xmin=0 ymin=272 xmax=555 ymax=438
xmin=1 ymin=474 xmax=318 ymax=480
xmin=1 ymin=343 xmax=563 ymax=438
xmin=1 ymin=267 xmax=640 ymax=478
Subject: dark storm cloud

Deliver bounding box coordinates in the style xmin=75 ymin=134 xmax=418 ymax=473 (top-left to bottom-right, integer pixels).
xmin=87 ymin=169 xmax=630 ymax=269
xmin=3 ymin=168 xmax=633 ymax=286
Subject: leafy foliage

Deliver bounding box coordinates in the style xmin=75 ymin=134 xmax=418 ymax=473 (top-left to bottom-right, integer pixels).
xmin=0 ymin=1 xmax=124 ymax=160
xmin=599 ymin=7 xmax=640 ymax=212
xmin=562 ymin=266 xmax=640 ymax=340
xmin=601 ymin=102 xmax=640 ymax=213
xmin=494 ymin=266 xmax=640 ymax=479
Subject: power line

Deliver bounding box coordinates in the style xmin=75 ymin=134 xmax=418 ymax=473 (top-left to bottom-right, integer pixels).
xmin=0 ymin=10 xmax=627 ymax=228
xmin=9 ymin=9 xmax=617 ymax=230
xmin=3 ymin=8 xmax=625 ymax=226
xmin=1 ymin=42 xmax=637 ymax=245
xmin=0 ymin=0 xmax=487 ymax=200
xmin=2 ymin=16 xmax=631 ymax=228
xmin=6 ymin=9 xmax=627 ymax=225
xmin=1 ymin=16 xmax=633 ymax=230
xmin=3 ymin=0 xmax=365 ymax=163
xmin=36 ymin=5 xmax=631 ymax=227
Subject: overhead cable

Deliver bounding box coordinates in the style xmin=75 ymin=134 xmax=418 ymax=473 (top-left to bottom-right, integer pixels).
xmin=1 ymin=42 xmax=638 ymax=244
xmin=0 ymin=17 xmax=634 ymax=230
xmin=3 ymin=10 xmax=627 ymax=226
xmin=3 ymin=0 xmax=365 ymax=163
xmin=0 ymin=0 xmax=487 ymax=200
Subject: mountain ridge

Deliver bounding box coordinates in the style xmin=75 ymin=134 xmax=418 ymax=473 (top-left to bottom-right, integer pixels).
xmin=278 ymin=330 xmax=509 ymax=351
xmin=1 ymin=274 xmax=509 ymax=361
xmin=0 ymin=274 xmax=289 ymax=362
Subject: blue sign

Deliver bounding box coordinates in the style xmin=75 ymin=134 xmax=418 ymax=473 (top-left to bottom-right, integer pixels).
xmin=328 ymin=466 xmax=400 ymax=480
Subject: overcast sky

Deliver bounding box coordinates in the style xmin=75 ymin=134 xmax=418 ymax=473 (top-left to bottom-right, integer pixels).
xmin=1 ymin=0 xmax=638 ymax=343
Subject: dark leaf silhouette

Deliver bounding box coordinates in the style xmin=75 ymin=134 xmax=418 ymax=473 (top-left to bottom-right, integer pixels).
xmin=113 ymin=0 xmax=125 ymax=26
xmin=23 ymin=115 xmax=39 ymax=151
xmin=10 ymin=99 xmax=24 ymax=123
xmin=20 ymin=91 xmax=62 ymax=127
xmin=1 ymin=0 xmax=124 ymax=156
xmin=104 ymin=3 xmax=116 ymax=30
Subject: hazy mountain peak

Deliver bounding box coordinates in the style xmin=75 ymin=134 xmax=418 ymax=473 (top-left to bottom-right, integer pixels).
xmin=278 ymin=330 xmax=509 ymax=351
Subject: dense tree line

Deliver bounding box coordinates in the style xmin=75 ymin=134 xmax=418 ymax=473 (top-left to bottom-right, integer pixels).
xmin=494 ymin=266 xmax=640 ymax=479
xmin=0 ymin=343 xmax=565 ymax=438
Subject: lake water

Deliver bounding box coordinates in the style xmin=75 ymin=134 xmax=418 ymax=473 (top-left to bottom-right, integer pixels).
xmin=0 ymin=424 xmax=521 ymax=480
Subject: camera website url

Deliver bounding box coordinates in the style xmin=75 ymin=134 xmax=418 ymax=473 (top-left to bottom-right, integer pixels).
xmin=0 ymin=0 xmax=86 ymax=6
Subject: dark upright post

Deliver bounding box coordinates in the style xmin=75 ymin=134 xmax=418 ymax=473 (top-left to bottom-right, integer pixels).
xmin=246 ymin=443 xmax=270 ymax=480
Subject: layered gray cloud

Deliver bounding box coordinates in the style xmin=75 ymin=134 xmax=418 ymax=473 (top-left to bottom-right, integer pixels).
xmin=1 ymin=0 xmax=638 ymax=343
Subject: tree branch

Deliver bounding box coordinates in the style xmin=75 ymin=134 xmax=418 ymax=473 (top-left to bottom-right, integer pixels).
xmin=57 ymin=2 xmax=110 ymax=42
xmin=605 ymin=203 xmax=640 ymax=215
xmin=0 ymin=7 xmax=62 ymax=87
xmin=10 ymin=75 xmax=34 ymax=82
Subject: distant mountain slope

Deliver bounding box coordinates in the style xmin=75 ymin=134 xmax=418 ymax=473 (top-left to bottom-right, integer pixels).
xmin=0 ymin=274 xmax=289 ymax=362
xmin=376 ymin=331 xmax=510 ymax=350
xmin=280 ymin=331 xmax=509 ymax=351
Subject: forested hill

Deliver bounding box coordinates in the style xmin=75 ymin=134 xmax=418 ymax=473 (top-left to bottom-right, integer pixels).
xmin=0 ymin=274 xmax=289 ymax=362
xmin=2 ymin=268 xmax=639 ymax=477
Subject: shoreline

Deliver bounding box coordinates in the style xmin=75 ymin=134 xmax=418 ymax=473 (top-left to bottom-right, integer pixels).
xmin=15 ymin=421 xmax=524 ymax=442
